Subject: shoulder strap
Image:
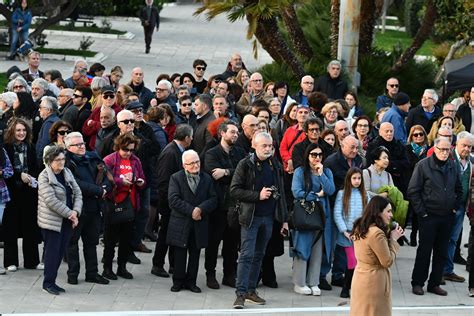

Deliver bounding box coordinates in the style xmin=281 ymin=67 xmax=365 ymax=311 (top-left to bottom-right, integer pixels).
xmin=288 ymin=129 xmax=304 ymax=149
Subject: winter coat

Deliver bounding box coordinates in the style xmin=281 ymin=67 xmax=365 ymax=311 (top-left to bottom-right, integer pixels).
xmin=66 ymin=151 xmax=112 ymax=214
xmin=230 ymin=153 xmax=288 ymax=228
xmin=377 ymin=185 xmax=409 ymax=227
xmin=407 ymin=155 xmax=462 ymax=217
xmin=314 ymin=73 xmax=348 ymax=100
xmin=405 ymin=104 xmax=442 ymax=136
xmin=36 ymin=114 xmax=59 ymax=163
xmin=279 ymin=124 xmax=306 ymax=170
xmin=291 ymin=166 xmax=335 ymax=260
xmin=37 ymin=166 xmax=82 ymax=233
xmin=155 ymin=141 xmax=183 ymax=212
xmin=381 ymin=105 xmax=408 ymax=144
xmin=166 ymin=170 xmax=217 ymax=249
xmin=350 ymin=226 xmax=400 ymax=316
xmin=192 ymin=110 xmax=215 ymax=155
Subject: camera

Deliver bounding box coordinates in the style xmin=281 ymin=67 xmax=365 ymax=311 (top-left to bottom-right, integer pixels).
xmin=269 ymin=185 xmax=281 ymax=200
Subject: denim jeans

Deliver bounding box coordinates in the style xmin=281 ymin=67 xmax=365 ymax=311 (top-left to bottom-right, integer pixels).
xmin=444 ymin=207 xmax=466 ymax=275
xmin=9 ymin=29 xmax=28 ymax=56
xmin=236 ymin=215 xmax=273 ymax=295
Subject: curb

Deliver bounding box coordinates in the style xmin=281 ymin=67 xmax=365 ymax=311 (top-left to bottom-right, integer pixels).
xmin=38 ymin=29 xmax=135 ymax=40
xmin=0 ymin=51 xmax=107 ymax=63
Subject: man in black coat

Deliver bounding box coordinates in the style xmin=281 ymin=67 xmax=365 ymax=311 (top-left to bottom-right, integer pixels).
xmin=65 ymin=132 xmax=112 ymax=285
xmin=151 ymin=124 xmax=194 ymax=278
xmin=139 ymin=0 xmax=160 ymax=54
xmin=408 ymin=137 xmax=463 ymax=296
xmin=192 ymin=94 xmax=215 ymax=155
xmin=405 ymin=89 xmax=442 ymax=134
xmin=314 ymin=60 xmax=348 ymax=100
xmin=203 ymin=120 xmax=246 ymax=289
xmin=166 ymin=150 xmax=217 ymax=293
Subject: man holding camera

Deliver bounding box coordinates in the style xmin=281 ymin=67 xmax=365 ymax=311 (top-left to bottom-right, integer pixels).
xmin=230 ymin=132 xmax=288 ymax=309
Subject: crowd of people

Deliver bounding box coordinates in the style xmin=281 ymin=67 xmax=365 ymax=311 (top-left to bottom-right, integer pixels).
xmin=0 ymin=49 xmax=473 ymax=313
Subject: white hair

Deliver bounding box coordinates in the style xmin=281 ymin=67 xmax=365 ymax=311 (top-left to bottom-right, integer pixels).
xmin=182 ymin=149 xmax=199 ymax=164
xmin=64 ymin=132 xmax=84 ymax=147
xmin=457 ymin=131 xmax=474 ymax=143
xmin=327 ymin=60 xmax=342 ymax=70
xmin=31 ymin=78 xmax=49 ymax=90
xmin=424 ymin=89 xmax=439 ymax=103
xmin=117 ymin=109 xmax=134 ymax=122
xmin=0 ymin=92 xmax=18 ymax=107
xmin=157 ymin=80 xmax=172 ymax=92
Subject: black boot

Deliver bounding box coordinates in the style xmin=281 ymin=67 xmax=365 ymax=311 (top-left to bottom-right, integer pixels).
xmin=340 ymin=269 xmax=354 ymax=298
xmin=102 ymin=267 xmax=117 ymax=280
xmin=206 ymin=271 xmax=220 ymax=289
xmin=117 ymin=265 xmax=133 ymax=279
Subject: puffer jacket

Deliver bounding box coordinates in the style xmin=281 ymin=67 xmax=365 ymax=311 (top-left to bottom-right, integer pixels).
xmin=230 ymin=153 xmax=288 ymax=228
xmin=37 ymin=166 xmax=83 ymax=232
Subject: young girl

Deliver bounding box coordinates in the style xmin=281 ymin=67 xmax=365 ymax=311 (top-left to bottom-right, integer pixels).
xmin=334 ymin=168 xmax=369 ymax=298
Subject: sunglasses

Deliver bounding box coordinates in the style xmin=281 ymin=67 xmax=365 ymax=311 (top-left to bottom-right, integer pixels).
xmin=13 ymin=85 xmax=25 ymax=89
xmin=196 ymin=66 xmax=206 ymax=71
xmin=309 ymin=152 xmax=323 ymax=158
xmin=103 ymin=94 xmax=115 ymax=99
xmin=73 ymin=94 xmax=83 ymax=99
xmin=131 ymin=108 xmax=143 ymax=113
xmin=308 ymin=128 xmax=320 ymax=133
xmin=413 ymin=132 xmax=424 ymax=137
xmin=388 ymin=84 xmax=399 ymax=88
xmin=121 ymin=148 xmax=135 ymax=153
xmin=120 ymin=119 xmax=135 ymax=125
xmin=69 ymin=142 xmax=85 ymax=148
xmin=181 ymin=103 xmax=192 ymax=107
xmin=57 ymin=130 xmax=71 ymax=136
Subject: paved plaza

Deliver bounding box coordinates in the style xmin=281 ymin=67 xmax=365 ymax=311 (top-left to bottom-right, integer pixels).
xmin=1 ymin=3 xmax=474 ymax=315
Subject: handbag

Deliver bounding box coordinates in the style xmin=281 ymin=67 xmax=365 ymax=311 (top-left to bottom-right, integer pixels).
xmin=289 ymin=193 xmax=325 ymax=231
xmin=108 ymin=191 xmax=135 ymax=224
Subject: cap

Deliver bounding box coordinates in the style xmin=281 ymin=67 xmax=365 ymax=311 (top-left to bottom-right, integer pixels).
xmin=394 ymin=92 xmax=410 ymax=106
xmin=101 ymin=85 xmax=115 ymax=94
xmin=125 ymin=100 xmax=144 ymax=111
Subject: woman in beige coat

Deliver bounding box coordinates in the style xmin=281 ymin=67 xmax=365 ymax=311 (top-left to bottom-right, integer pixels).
xmin=350 ymin=196 xmax=404 ymax=316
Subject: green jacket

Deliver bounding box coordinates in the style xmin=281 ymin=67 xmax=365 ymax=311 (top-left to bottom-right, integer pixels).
xmin=378 ymin=185 xmax=409 ymax=227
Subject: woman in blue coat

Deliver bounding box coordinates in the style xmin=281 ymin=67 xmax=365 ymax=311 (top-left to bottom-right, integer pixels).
xmin=8 ymin=0 xmax=32 ymax=59
xmin=291 ymin=143 xmax=335 ymax=296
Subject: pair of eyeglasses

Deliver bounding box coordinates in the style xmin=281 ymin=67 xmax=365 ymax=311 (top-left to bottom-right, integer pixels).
xmin=436 ymin=146 xmax=451 ymax=153
xmin=73 ymin=94 xmax=83 ymax=99
xmin=103 ymin=94 xmax=115 ymax=99
xmin=184 ymin=161 xmax=200 ymax=166
xmin=120 ymin=119 xmax=135 ymax=125
xmin=309 ymin=152 xmax=323 ymax=158
xmin=156 ymin=88 xmax=167 ymax=92
xmin=13 ymin=85 xmax=24 ymax=89
xmin=181 ymin=102 xmax=192 ymax=107
xmin=69 ymin=142 xmax=85 ymax=148
xmin=308 ymin=128 xmax=320 ymax=133
xmin=121 ymin=148 xmax=135 ymax=153
xmin=131 ymin=108 xmax=143 ymax=113
xmin=413 ymin=133 xmax=424 ymax=137
xmin=388 ymin=84 xmax=399 ymax=88
xmin=196 ymin=66 xmax=206 ymax=71
xmin=57 ymin=130 xmax=71 ymax=136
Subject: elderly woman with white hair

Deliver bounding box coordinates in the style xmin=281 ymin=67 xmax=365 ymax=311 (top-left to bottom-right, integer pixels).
xmin=0 ymin=92 xmax=17 ymax=125
xmin=7 ymin=76 xmax=29 ymax=94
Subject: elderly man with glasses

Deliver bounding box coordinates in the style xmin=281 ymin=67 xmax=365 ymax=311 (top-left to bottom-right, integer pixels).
xmin=236 ymin=72 xmax=267 ymax=117
xmin=376 ymin=77 xmax=400 ymax=111
xmin=64 ymin=132 xmax=112 ymax=286
xmin=406 ymin=89 xmax=442 ymax=135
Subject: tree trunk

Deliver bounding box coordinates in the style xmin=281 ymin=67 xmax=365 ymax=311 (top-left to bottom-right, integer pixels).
xmin=0 ymin=4 xmax=12 ymax=24
xmin=391 ymin=0 xmax=437 ymax=72
xmin=358 ymin=0 xmax=379 ymax=56
xmin=29 ymin=0 xmax=80 ymax=39
xmin=253 ymin=15 xmax=305 ymax=79
xmin=280 ymin=4 xmax=313 ymax=61
xmin=330 ymin=0 xmax=340 ymax=59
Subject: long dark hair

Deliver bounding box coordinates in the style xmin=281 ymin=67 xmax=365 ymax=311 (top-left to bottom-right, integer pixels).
xmin=302 ymin=142 xmax=324 ymax=191
xmin=342 ymin=168 xmax=367 ymax=217
xmin=15 ymin=91 xmax=37 ymax=118
xmin=352 ymin=195 xmax=391 ymax=240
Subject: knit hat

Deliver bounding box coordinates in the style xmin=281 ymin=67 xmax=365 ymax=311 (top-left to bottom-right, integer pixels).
xmin=394 ymin=92 xmax=410 ymax=106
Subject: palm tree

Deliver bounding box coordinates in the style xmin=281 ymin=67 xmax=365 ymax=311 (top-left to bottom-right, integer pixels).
xmin=280 ymin=2 xmax=313 ymax=61
xmin=195 ymin=0 xmax=305 ymax=78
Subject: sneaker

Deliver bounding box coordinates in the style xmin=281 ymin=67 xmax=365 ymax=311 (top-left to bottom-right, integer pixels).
xmin=36 ymin=263 xmax=44 ymax=270
xmin=444 ymin=273 xmax=466 ymax=283
xmin=0 ymin=267 xmax=5 ymax=275
xmin=245 ymin=291 xmax=266 ymax=305
xmin=311 ymin=285 xmax=321 ymax=296
xmin=7 ymin=265 xmax=17 ymax=272
xmin=233 ymin=294 xmax=245 ymax=309
xmin=469 ymin=288 xmax=474 ymax=297
xmin=294 ymin=285 xmax=312 ymax=295
xmin=319 ymin=278 xmax=332 ymax=291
